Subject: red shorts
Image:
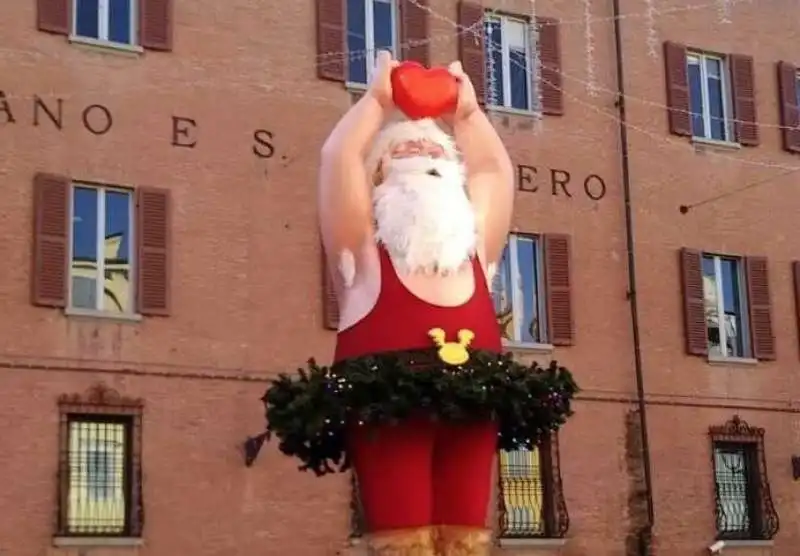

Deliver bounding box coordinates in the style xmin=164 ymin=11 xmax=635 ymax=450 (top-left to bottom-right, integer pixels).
xmin=347 ymin=416 xmax=497 ymax=532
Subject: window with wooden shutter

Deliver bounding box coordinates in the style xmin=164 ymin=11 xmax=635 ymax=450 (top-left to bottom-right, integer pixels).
xmin=679 ymin=248 xmax=707 ymax=356
xmin=664 ymin=41 xmax=691 ymax=136
xmin=399 ymin=0 xmax=429 ymax=66
xmin=135 ymin=187 xmax=170 ymax=316
xmin=730 ymin=54 xmax=759 ymax=146
xmin=543 ymin=234 xmax=572 ymax=346
xmin=777 ymin=61 xmax=800 ymax=153
xmin=537 ymin=17 xmax=563 ymax=116
xmin=317 ymin=0 xmax=346 ymax=82
xmin=458 ymin=1 xmax=485 ymax=107
xmin=140 ymin=0 xmax=174 ymax=51
xmin=37 ymin=0 xmax=69 ymax=34
xmin=322 ymin=254 xmax=340 ymax=330
xmin=32 ymin=173 xmax=69 ymax=308
xmin=745 ymin=257 xmax=775 ymax=361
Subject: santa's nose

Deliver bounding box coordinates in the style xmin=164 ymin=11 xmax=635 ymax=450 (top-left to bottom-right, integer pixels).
xmin=426 ymin=168 xmax=441 ymax=178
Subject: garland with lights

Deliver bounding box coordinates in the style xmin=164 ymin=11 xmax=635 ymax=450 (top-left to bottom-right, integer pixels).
xmin=262 ymin=349 xmax=579 ymax=476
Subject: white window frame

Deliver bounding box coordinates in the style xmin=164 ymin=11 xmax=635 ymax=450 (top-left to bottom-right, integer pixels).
xmin=71 ymin=0 xmax=138 ymax=46
xmin=686 ymin=52 xmax=734 ymax=142
xmin=485 ymin=14 xmax=534 ymax=111
xmin=498 ymin=234 xmax=548 ymax=346
xmin=703 ymin=254 xmax=751 ymax=359
xmin=349 ymin=0 xmax=399 ymax=86
xmin=68 ymin=183 xmax=136 ymax=315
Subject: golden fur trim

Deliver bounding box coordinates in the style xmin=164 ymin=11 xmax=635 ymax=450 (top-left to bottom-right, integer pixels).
xmin=434 ymin=526 xmax=492 ymax=556
xmin=367 ymin=526 xmax=437 ymax=555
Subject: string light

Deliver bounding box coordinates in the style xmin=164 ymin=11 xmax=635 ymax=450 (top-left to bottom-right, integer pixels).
xmin=583 ymin=0 xmax=598 ymax=97
xmin=644 ymin=0 xmax=660 ymax=58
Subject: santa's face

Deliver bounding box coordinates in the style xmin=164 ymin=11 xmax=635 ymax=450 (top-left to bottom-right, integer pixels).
xmin=372 ymin=137 xmax=477 ymax=276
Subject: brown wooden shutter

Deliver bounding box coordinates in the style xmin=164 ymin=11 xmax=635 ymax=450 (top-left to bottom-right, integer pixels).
xmin=536 ymin=17 xmax=563 ymax=116
xmin=317 ymin=0 xmax=346 ymax=82
xmin=139 ymin=0 xmax=173 ymax=51
xmin=679 ymin=248 xmax=707 ymax=356
xmin=777 ymin=61 xmax=800 ymax=153
xmin=543 ymin=234 xmax=573 ymax=346
xmin=37 ymin=0 xmax=69 ymax=34
xmin=322 ymin=255 xmax=340 ymax=330
xmin=746 ymin=257 xmax=775 ymax=360
xmin=458 ymin=1 xmax=485 ymax=106
xmin=663 ymin=41 xmax=691 ymax=136
xmin=399 ymin=0 xmax=429 ymax=66
xmin=31 ymin=173 xmax=69 ymax=308
xmin=729 ymin=54 xmax=759 ymax=146
xmin=793 ymin=262 xmax=800 ymax=357
xmin=136 ymin=187 xmax=170 ymax=316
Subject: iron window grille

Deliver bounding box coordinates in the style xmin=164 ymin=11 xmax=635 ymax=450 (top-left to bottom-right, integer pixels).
xmin=709 ymin=415 xmax=779 ymax=541
xmin=57 ymin=383 xmax=144 ymax=538
xmin=497 ymin=433 xmax=569 ymax=539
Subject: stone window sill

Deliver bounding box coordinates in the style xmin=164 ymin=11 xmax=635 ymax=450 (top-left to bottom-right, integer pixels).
xmin=498 ymin=537 xmax=567 ymax=549
xmin=68 ymin=35 xmax=144 ymax=56
xmin=503 ymin=341 xmax=555 ymax=355
xmin=707 ymin=355 xmax=758 ymax=367
xmin=64 ymin=307 xmax=143 ymax=323
xmin=54 ymin=537 xmax=143 ymax=547
xmin=486 ymin=105 xmax=540 ymax=119
xmin=712 ymin=539 xmax=774 ymax=549
xmin=691 ymin=136 xmax=741 ymax=151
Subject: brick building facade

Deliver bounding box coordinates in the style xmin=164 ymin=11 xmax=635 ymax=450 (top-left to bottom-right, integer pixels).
xmin=1 ymin=0 xmax=799 ymax=555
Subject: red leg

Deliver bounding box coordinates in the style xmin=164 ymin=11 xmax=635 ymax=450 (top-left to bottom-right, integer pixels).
xmin=348 ymin=416 xmax=436 ymax=531
xmin=431 ymin=420 xmax=498 ymax=527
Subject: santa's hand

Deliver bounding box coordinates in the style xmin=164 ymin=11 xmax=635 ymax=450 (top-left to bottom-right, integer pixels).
xmin=448 ymin=61 xmax=480 ymax=121
xmin=368 ymin=50 xmax=399 ymax=110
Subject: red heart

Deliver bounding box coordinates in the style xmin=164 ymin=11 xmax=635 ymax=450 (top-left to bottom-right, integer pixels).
xmin=391 ymin=61 xmax=458 ymax=120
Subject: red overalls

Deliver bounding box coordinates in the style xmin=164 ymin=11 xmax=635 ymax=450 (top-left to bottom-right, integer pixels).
xmin=335 ymin=245 xmax=502 ymax=533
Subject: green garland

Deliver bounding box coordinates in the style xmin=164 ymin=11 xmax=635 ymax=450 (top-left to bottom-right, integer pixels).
xmin=262 ymin=349 xmax=579 ymax=476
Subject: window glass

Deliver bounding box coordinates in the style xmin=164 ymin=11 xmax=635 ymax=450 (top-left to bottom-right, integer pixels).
xmin=720 ymin=258 xmax=744 ymax=357
xmin=104 ymin=191 xmax=133 ymax=313
xmin=516 ymin=236 xmax=541 ymax=343
xmin=493 ymin=245 xmax=515 ymax=341
xmin=347 ymin=0 xmax=367 ymax=83
xmin=372 ymin=0 xmax=393 ymax=53
xmin=687 ymin=57 xmax=705 ymax=137
xmin=485 ymin=17 xmax=504 ymax=105
xmin=108 ymin=0 xmax=132 ymax=44
xmin=706 ymin=58 xmax=726 ymax=140
xmin=72 ymin=187 xmax=99 ymax=310
xmin=714 ymin=445 xmax=752 ymax=536
xmin=75 ymin=0 xmax=100 ymax=39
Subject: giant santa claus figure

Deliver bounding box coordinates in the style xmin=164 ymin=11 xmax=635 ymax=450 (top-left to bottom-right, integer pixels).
xmin=321 ymin=51 xmax=511 ymax=555
xmin=261 ymin=51 xmax=577 ymax=556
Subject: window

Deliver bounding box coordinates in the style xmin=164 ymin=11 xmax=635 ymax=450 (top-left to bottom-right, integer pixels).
xmin=497 ymin=435 xmax=568 ymax=538
xmin=702 ymin=254 xmax=749 ymax=358
xmin=485 ymin=14 xmax=533 ymax=111
xmin=57 ymin=384 xmax=143 ymax=538
xmin=709 ymin=416 xmax=779 ymax=541
xmin=687 ymin=52 xmax=733 ymax=141
xmin=31 ymin=173 xmax=171 ymax=317
xmin=73 ymin=0 xmax=138 ymax=46
xmin=492 ymin=234 xmax=547 ymax=345
xmin=346 ymin=0 xmax=397 ymax=85
xmin=70 ymin=185 xmax=135 ymax=315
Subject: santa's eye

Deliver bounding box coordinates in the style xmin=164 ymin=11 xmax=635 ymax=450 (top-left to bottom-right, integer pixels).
xmin=426 ymin=168 xmax=441 ymax=177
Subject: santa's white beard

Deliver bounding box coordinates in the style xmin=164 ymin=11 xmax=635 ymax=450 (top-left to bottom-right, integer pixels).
xmin=373 ymin=156 xmax=477 ymax=276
